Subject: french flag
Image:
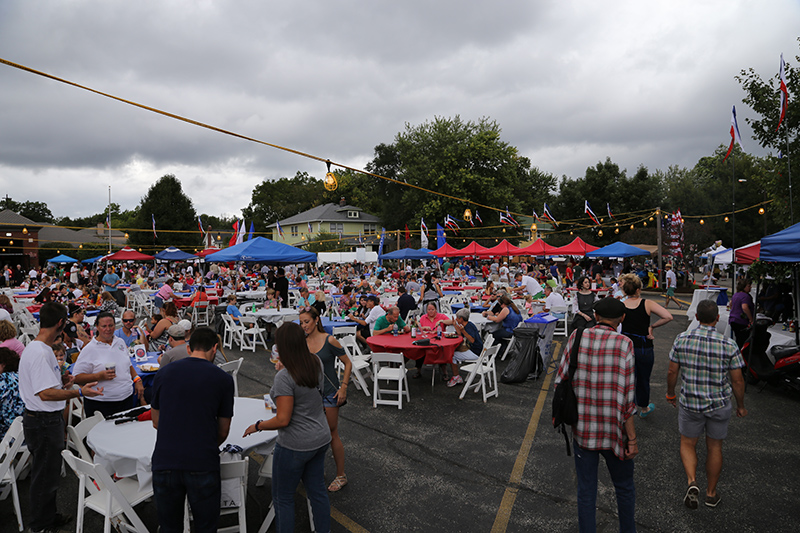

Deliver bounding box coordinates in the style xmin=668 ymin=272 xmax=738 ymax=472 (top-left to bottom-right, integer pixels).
xmin=723 ymin=105 xmax=744 ymax=162
xmin=585 ymin=201 xmax=600 ymax=225
xmin=543 ymin=203 xmax=558 ymax=226
xmin=474 ymin=210 xmax=482 ymax=225
xmin=275 ymin=220 xmax=284 ymax=239
xmin=151 ymin=214 xmax=157 ymax=239
xmin=777 ymin=53 xmax=789 ymax=132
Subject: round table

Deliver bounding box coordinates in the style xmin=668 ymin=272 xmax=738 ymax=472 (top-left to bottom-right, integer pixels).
xmin=366 ymin=333 xmax=462 ymax=364
xmin=86 ymin=397 xmax=277 ymax=491
xmin=247 ymin=308 xmax=299 ymax=325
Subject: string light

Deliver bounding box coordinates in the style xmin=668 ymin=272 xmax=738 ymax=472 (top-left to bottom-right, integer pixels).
xmin=700 ymin=219 xmax=705 ymax=225
xmin=724 ymin=216 xmax=729 ymax=223
xmin=324 ymin=160 xmax=338 ymax=191
xmin=463 ymin=208 xmax=472 ymax=222
xmin=759 ymin=208 xmax=765 ymax=215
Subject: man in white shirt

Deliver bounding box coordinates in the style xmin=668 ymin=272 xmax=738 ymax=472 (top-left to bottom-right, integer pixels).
xmin=664 ymin=263 xmax=683 ymax=310
xmin=513 ymin=272 xmax=544 ymax=298
xmin=543 ymin=285 xmax=567 ymax=318
xmin=69 ymin=263 xmax=80 ymax=284
xmin=19 ymin=302 xmax=103 ymax=533
xmin=348 ymin=295 xmax=386 ymax=345
xmin=73 ymin=311 xmax=144 ymax=418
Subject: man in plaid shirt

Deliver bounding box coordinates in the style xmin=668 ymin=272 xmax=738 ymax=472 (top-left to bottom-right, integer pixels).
xmin=557 ymin=297 xmax=637 ymax=533
xmin=667 ymin=299 xmax=747 ymax=509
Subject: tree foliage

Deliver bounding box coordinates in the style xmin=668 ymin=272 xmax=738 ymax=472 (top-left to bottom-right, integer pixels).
xmin=305 ymin=232 xmax=344 ymax=253
xmin=128 ymin=175 xmax=199 ymax=249
xmin=1 ymin=197 xmax=55 ymax=223
xmin=243 ymin=172 xmax=326 ymax=236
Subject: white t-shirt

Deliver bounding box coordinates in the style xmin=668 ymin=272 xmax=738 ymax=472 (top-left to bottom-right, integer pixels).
xmin=73 ymin=336 xmax=133 ymax=402
xmin=666 ymin=270 xmax=677 ymax=289
xmin=19 ymin=340 xmax=65 ymax=412
xmin=499 ymin=266 xmax=510 ymax=282
xmin=70 ymin=265 xmax=80 ymax=284
xmin=520 ymin=275 xmax=543 ymax=296
xmin=0 ymin=308 xmax=10 ymax=322
xmin=545 ymin=291 xmax=567 ymax=311
xmin=365 ymin=305 xmax=386 ymax=326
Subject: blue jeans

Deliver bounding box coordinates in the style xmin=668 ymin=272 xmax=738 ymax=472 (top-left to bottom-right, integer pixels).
xmin=153 ymin=470 xmax=221 ymax=533
xmin=272 ymin=442 xmax=331 ymax=533
xmin=22 ymin=410 xmax=65 ymax=531
xmin=633 ymin=347 xmax=654 ymax=408
xmin=574 ymin=443 xmax=636 ymax=533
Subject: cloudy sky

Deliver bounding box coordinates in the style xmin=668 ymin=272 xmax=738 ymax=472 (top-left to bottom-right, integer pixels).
xmin=0 ymin=1 xmax=797 ymax=221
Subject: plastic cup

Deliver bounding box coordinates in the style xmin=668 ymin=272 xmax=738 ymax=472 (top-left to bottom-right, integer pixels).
xmin=270 ymin=345 xmax=280 ymax=364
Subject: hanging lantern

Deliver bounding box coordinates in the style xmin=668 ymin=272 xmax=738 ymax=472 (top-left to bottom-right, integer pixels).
xmin=724 ymin=216 xmax=730 ymax=223
xmin=463 ymin=208 xmax=472 ymax=222
xmin=22 ymin=227 xmax=28 ymax=235
xmin=759 ymin=208 xmax=765 ymax=215
xmin=79 ymin=244 xmax=83 ymax=249
xmin=700 ymin=219 xmax=705 ymax=225
xmin=598 ymin=229 xmax=603 ymax=237
xmin=630 ymin=224 xmax=634 ymax=230
xmin=614 ymin=228 xmax=619 ymax=234
xmin=324 ymin=160 xmax=338 ymax=191
xmin=502 ymin=228 xmax=506 ymax=233
xmin=643 ymin=221 xmax=647 ymax=227
xmin=649 ymin=216 xmax=654 ymax=221
xmin=124 ymin=233 xmax=129 ymax=239
xmin=569 ymin=231 xmax=573 ymax=235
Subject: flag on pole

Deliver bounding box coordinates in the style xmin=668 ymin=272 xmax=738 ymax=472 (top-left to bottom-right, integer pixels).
xmin=359 ymin=231 xmax=364 ymax=244
xmin=584 ymin=201 xmax=600 ymax=225
xmin=444 ymin=214 xmax=460 ymax=233
xmin=236 ymin=219 xmax=246 ymax=245
xmin=420 ymin=218 xmax=428 ymax=237
xmin=106 ymin=211 xmax=111 ymax=229
xmin=543 ymin=203 xmax=558 ymax=226
xmin=777 ymin=53 xmax=789 ymax=132
xmin=723 ymin=105 xmax=743 ymax=162
xmin=151 ymin=214 xmax=157 ymax=239
xmin=378 ymin=228 xmax=385 ymax=264
xmin=474 ymin=210 xmax=482 ymax=225
xmin=606 ymin=203 xmax=614 ymax=219
xmin=275 ymin=220 xmax=284 ymax=240
xmin=247 ymin=221 xmax=255 ymax=241
xmin=404 ymin=224 xmax=410 ymax=243
xmin=420 ymin=222 xmax=429 ymax=248
xmin=197 ymin=216 xmax=205 ymax=235
xmin=531 ymin=208 xmax=539 ymax=221
xmin=229 ymin=220 xmax=239 ymax=246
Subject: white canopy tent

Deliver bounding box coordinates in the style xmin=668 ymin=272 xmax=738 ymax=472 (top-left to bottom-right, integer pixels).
xmin=317 ymin=249 xmax=378 ymax=266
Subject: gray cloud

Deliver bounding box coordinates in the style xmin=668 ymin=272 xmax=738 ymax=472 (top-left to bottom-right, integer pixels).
xmin=0 ymin=0 xmax=797 ymax=219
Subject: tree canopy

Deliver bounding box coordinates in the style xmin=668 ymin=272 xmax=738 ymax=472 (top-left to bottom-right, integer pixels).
xmin=128 ymin=175 xmax=199 ymax=249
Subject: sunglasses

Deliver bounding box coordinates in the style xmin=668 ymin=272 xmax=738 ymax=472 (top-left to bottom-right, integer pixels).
xmin=122 ymin=319 xmax=135 ymax=323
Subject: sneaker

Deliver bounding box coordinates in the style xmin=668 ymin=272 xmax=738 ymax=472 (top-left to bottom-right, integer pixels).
xmin=639 ymin=403 xmax=656 ymax=418
xmin=447 ymin=375 xmax=464 ymax=388
xmin=705 ymin=492 xmax=721 ymax=508
xmin=684 ymin=482 xmax=700 ymax=509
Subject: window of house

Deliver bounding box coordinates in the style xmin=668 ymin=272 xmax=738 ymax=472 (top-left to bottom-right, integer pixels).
xmin=329 ymin=223 xmax=344 ymax=233
xmin=363 ymin=224 xmax=377 ymax=234
xmin=291 ymin=225 xmax=298 ymax=236
xmin=347 ymin=210 xmax=359 ymax=219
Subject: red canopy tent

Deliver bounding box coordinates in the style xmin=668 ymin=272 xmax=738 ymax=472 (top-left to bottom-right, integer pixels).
xmin=734 ymin=241 xmax=760 ymax=265
xmin=477 ymin=239 xmax=523 ymax=257
xmin=550 ymin=237 xmax=599 ymax=256
xmin=517 ymin=238 xmax=558 ymax=256
xmin=456 ymin=241 xmax=492 ymax=256
xmin=101 ymin=247 xmax=155 ymax=261
xmin=429 ymin=243 xmax=464 ymax=258
xmin=196 ymin=247 xmax=222 ymax=258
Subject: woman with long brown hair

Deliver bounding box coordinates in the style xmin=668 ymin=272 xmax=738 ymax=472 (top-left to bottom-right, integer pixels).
xmin=243 ymin=322 xmax=331 ymax=533
xmin=483 ymin=294 xmax=522 ymax=344
xmin=299 ymin=307 xmax=352 ymax=492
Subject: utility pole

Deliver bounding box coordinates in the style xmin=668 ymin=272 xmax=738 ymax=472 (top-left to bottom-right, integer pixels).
xmin=656 ymin=207 xmax=662 ymax=288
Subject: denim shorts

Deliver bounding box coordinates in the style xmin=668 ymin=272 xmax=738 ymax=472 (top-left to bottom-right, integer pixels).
xmin=678 ymin=402 xmax=732 ymax=440
xmin=322 ymin=392 xmax=342 ymax=408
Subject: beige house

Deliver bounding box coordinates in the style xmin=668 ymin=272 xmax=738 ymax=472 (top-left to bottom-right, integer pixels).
xmin=267 ymin=199 xmax=381 ymax=249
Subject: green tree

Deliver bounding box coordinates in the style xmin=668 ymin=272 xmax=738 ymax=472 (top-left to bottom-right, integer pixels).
xmin=366 ymin=116 xmax=538 ymax=240
xmin=128 ymin=175 xmax=198 ymax=249
xmin=1 ymin=198 xmax=55 ymax=223
xmin=736 ymin=41 xmax=800 ymax=227
xmin=243 ymin=171 xmax=325 ymax=236
xmin=305 ymin=232 xmax=343 ymax=253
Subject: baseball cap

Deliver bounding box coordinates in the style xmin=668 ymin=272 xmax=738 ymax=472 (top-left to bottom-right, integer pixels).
xmin=167 ymin=324 xmax=186 ymax=339
xmin=593 ymin=297 xmax=626 ymax=319
xmin=178 ymin=319 xmax=192 ymax=333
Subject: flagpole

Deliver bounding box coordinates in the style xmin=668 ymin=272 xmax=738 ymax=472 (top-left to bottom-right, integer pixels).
xmin=107 ymin=186 xmax=112 ymax=253
xmin=732 ymin=152 xmax=736 ymax=293
xmin=656 ymin=207 xmax=662 ymax=288
xmin=787 ymin=128 xmax=794 ymax=224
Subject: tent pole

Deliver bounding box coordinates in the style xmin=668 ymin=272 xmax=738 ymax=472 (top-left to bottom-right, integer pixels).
xmin=656 ymin=207 xmax=662 ymax=288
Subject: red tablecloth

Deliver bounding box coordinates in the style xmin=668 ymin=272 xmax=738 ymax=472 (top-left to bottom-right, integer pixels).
xmin=441 ymin=285 xmax=482 ymax=292
xmin=173 ymin=295 xmax=219 ymax=309
xmin=366 ymin=333 xmax=462 ymax=364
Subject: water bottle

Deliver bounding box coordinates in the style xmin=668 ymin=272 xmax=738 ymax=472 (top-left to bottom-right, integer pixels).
xmin=392 ymin=324 xmax=398 ymax=336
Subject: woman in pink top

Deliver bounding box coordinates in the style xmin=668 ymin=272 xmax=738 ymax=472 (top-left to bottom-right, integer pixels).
xmin=413 ymin=302 xmax=451 ymax=380
xmin=0 ymin=320 xmax=25 ymax=357
xmin=153 ymin=278 xmax=175 ymax=312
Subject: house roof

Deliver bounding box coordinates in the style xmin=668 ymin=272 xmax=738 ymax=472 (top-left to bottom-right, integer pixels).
xmin=38 ymin=225 xmax=127 ymax=246
xmin=0 ymin=209 xmax=41 ymax=228
xmin=268 ymin=203 xmax=381 ymax=228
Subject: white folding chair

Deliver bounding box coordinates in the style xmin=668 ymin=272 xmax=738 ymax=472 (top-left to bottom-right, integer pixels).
xmin=340 ymin=334 xmax=372 ymax=396
xmin=191 ymin=300 xmax=211 ymax=327
xmin=60 ymin=450 xmax=153 ymax=533
xmin=551 ymin=305 xmax=569 ymax=337
xmin=371 ymin=352 xmax=410 ymax=409
xmin=459 ymin=344 xmax=501 ymax=403
xmin=66 ymin=412 xmax=105 ymax=462
xmin=240 ymin=316 xmax=268 ymax=352
xmin=331 ymin=326 xmax=356 ymax=338
xmin=406 ymin=308 xmax=421 ymax=324
xmin=218 ymin=358 xmax=244 ymax=397
xmin=0 ymin=417 xmax=24 ymax=532
xmin=222 ymin=314 xmax=247 ymax=351
xmin=185 ymin=458 xmax=249 ymax=533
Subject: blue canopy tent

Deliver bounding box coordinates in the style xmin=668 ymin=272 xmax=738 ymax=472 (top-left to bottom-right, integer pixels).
xmin=81 ymin=255 xmax=105 ymax=264
xmin=757 ymin=221 xmax=800 ymax=344
xmin=154 ymin=247 xmax=198 ymax=261
xmin=204 ymin=236 xmax=317 ymax=264
xmin=379 ymin=247 xmax=434 ymax=260
xmin=47 ymin=254 xmax=79 ymax=264
xmin=585 ymin=242 xmax=651 ymax=258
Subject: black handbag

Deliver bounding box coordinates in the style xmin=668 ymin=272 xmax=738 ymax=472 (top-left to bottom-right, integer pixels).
xmin=552 ymin=328 xmax=583 ymax=455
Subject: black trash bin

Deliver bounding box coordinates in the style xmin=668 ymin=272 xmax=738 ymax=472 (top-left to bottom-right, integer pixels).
xmin=500 ymin=326 xmax=543 ymax=383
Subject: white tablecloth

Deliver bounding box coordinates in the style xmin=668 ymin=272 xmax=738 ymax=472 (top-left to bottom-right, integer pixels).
xmin=87 ymin=397 xmax=278 ymax=490
xmin=522 ymin=314 xmax=558 ymax=365
xmin=247 ymin=308 xmax=299 ymax=324
xmin=686 ymin=311 xmax=798 ymax=354
xmin=686 ymin=288 xmax=727 ymax=321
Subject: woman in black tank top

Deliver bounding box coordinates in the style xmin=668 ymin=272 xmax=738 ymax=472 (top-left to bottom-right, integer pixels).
xmin=619 ymin=273 xmax=673 ymax=417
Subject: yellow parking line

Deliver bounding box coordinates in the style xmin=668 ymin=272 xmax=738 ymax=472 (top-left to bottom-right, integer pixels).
xmin=491 ymin=342 xmax=561 ymax=533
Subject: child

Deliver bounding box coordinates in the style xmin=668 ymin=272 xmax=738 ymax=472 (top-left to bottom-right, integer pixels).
xmin=524 ymin=294 xmax=534 ymax=317
xmin=264 ymin=288 xmax=280 ymax=309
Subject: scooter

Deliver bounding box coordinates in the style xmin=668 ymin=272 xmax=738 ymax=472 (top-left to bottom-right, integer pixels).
xmin=741 ymin=315 xmax=800 ymax=392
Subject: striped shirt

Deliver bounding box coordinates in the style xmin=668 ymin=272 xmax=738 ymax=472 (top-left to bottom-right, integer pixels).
xmin=556 ymin=324 xmax=635 ymax=460
xmin=668 ymin=325 xmax=745 ymax=413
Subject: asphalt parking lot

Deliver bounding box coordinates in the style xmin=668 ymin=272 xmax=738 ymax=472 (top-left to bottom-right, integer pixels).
xmin=4 ymin=295 xmax=800 ymax=532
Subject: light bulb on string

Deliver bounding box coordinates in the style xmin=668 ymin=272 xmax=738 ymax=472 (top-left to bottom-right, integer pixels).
xmin=324 ymin=160 xmax=338 ymax=191
xmin=614 ymin=228 xmax=619 ymax=234
xmin=700 ymin=219 xmax=705 ymax=225
xmin=759 ymin=208 xmax=765 ymax=215
xmin=724 ymin=216 xmax=729 ymax=223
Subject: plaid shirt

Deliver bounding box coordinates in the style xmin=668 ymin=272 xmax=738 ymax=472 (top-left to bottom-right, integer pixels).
xmin=669 ymin=325 xmax=745 ymax=413
xmin=556 ymin=324 xmax=635 ymax=460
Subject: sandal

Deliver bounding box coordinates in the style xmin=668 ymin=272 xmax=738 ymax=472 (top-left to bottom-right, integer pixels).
xmin=328 ymin=474 xmax=348 ymax=492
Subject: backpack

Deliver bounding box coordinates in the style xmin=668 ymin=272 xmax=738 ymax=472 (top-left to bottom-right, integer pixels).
xmin=552 ymin=328 xmax=583 ymax=456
